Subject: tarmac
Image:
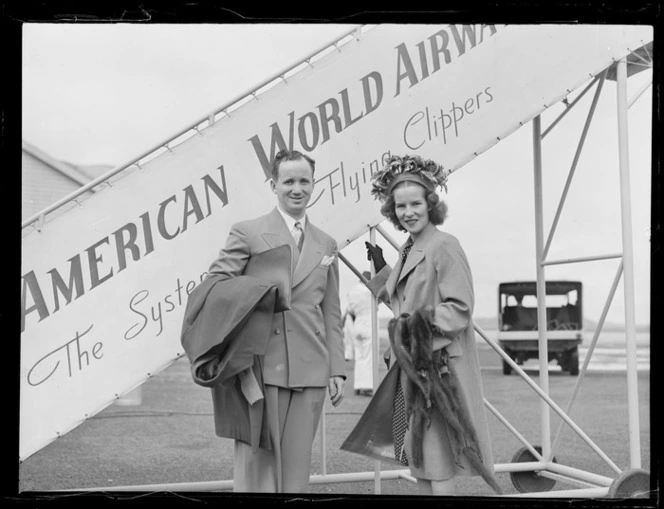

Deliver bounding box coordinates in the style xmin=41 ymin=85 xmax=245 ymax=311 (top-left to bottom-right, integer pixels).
xmin=17 ymin=338 xmax=651 ymax=501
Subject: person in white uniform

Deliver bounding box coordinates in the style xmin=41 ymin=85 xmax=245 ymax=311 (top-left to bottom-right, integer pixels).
xmin=345 ymin=271 xmax=374 ymax=396
xmin=342 ymin=311 xmax=355 ymax=361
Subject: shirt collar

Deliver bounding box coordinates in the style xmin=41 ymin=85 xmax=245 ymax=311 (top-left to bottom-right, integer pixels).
xmin=276 ymin=206 xmax=307 ymax=232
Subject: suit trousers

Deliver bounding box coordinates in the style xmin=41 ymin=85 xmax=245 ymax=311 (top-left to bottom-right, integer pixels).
xmin=233 ymin=384 xmax=326 ymax=493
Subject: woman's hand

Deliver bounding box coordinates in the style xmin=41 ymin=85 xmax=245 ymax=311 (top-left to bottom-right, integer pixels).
xmin=365 ymin=241 xmax=386 ymax=272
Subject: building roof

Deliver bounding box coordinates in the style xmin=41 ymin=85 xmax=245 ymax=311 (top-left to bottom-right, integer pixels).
xmin=22 ymin=140 xmax=113 ymax=188
xmin=61 ymin=161 xmax=114 ymax=181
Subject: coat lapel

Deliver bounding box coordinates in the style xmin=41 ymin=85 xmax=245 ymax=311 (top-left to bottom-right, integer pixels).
xmin=260 ymin=208 xmax=299 ymax=273
xmin=392 ymin=224 xmax=438 ymax=299
xmin=259 ymin=209 xmax=326 ymax=288
xmin=292 ymin=222 xmax=325 ymax=288
xmin=397 ymin=247 xmax=424 ymax=286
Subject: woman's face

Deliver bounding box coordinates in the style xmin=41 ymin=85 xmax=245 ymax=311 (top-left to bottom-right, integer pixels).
xmin=393 ymin=182 xmax=430 ymax=238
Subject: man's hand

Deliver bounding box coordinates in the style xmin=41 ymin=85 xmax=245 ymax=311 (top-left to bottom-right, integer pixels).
xmin=365 ymin=242 xmax=386 ymax=272
xmin=328 ymin=376 xmax=345 ymax=407
xmin=199 ymin=358 xmax=220 ymax=381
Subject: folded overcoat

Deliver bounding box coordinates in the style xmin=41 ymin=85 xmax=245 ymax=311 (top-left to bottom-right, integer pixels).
xmin=180 ymin=274 xmax=279 ymax=451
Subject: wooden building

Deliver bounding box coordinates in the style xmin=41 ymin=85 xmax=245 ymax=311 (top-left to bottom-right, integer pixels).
xmin=22 ymin=140 xmax=112 ymax=223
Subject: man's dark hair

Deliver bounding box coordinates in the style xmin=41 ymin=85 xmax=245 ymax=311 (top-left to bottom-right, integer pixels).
xmin=271 ymin=149 xmax=316 ymax=180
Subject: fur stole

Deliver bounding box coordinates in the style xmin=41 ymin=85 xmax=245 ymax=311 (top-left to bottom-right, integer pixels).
xmin=388 ymin=307 xmax=501 ymax=494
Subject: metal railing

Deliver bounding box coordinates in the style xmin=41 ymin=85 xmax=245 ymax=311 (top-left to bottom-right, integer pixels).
xmin=22 ymin=25 xmax=366 ymax=230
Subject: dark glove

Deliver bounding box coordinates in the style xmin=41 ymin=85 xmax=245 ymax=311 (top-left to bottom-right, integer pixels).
xmin=365 ymin=241 xmax=386 ymax=273
xmin=383 ymin=348 xmax=392 ymax=369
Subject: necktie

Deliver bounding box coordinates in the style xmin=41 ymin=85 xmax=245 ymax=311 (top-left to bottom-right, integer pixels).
xmin=293 ymin=221 xmax=304 ymax=250
xmin=397 ymin=238 xmax=414 ymax=277
xmin=401 ymin=239 xmax=414 ymax=262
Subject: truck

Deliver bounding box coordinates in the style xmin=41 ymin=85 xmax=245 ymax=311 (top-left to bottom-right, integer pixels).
xmin=497 ymin=281 xmax=584 ymax=375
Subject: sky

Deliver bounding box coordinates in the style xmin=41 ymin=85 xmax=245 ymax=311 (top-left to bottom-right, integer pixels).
xmin=22 ymin=23 xmax=653 ymax=326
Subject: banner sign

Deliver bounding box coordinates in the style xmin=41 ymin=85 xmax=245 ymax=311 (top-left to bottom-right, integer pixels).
xmin=20 ymin=24 xmax=652 ymax=460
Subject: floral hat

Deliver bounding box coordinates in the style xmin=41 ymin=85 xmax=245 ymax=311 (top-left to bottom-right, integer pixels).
xmin=370 ymin=154 xmax=450 ymax=202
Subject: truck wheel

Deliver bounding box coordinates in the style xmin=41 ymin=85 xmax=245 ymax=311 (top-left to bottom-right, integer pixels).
xmin=568 ymin=349 xmax=579 ymax=376
xmin=502 ymin=350 xmax=513 ymax=375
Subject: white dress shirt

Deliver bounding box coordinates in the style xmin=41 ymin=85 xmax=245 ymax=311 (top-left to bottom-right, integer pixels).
xmin=276 ymin=207 xmax=307 ymax=241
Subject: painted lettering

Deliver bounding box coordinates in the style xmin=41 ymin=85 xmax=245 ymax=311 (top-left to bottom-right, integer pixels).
xmin=140 ymin=211 xmax=155 ymax=255
xmin=297 ymin=112 xmax=320 ymax=152
xmin=202 ymin=166 xmax=228 ymax=215
xmin=248 ymin=72 xmax=384 ymax=178
xmin=394 ymin=42 xmax=419 ymax=96
xmin=361 ymin=71 xmax=383 ymax=115
xmin=247 ymin=114 xmax=294 ymax=181
xmin=181 ymin=185 xmax=205 ymax=233
xmin=395 ymin=24 xmax=499 ymax=97
xmin=21 ymin=271 xmax=49 ymax=332
xmin=429 ymin=29 xmax=452 ymax=72
xmin=113 ymin=223 xmax=141 ymax=273
xmin=27 ymin=324 xmax=102 ymax=386
xmin=157 ymin=195 xmax=180 ymax=240
xmin=125 ymin=290 xmax=149 ymax=340
xmin=317 ymin=98 xmax=343 ymax=145
xmin=86 ymin=237 xmax=113 ymax=290
xmin=22 ymin=166 xmax=230 ymax=333
xmin=47 ymin=255 xmax=85 ymax=312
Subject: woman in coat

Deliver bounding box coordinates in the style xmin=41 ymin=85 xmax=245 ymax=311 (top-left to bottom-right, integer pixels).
xmin=341 ymin=154 xmax=497 ymax=496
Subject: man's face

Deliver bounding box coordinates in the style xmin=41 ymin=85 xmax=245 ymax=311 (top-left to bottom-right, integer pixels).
xmin=270 ymin=158 xmax=314 ymax=218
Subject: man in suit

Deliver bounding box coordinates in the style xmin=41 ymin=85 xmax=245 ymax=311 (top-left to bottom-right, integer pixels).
xmin=206 ymin=149 xmax=345 ymax=493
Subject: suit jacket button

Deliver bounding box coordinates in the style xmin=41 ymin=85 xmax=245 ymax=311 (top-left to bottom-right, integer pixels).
xmin=315 ymin=330 xmax=320 ymax=335
xmin=274 ymin=328 xmax=281 ymax=335
xmin=314 ymin=304 xmax=320 ymax=309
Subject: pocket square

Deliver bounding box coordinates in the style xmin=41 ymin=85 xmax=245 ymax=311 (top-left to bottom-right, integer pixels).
xmin=320 ymin=255 xmax=335 ymax=267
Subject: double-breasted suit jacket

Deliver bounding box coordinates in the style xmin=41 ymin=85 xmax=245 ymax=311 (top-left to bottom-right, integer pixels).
xmin=346 ymin=223 xmax=494 ymax=476
xmin=207 ymin=207 xmax=345 ymax=388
